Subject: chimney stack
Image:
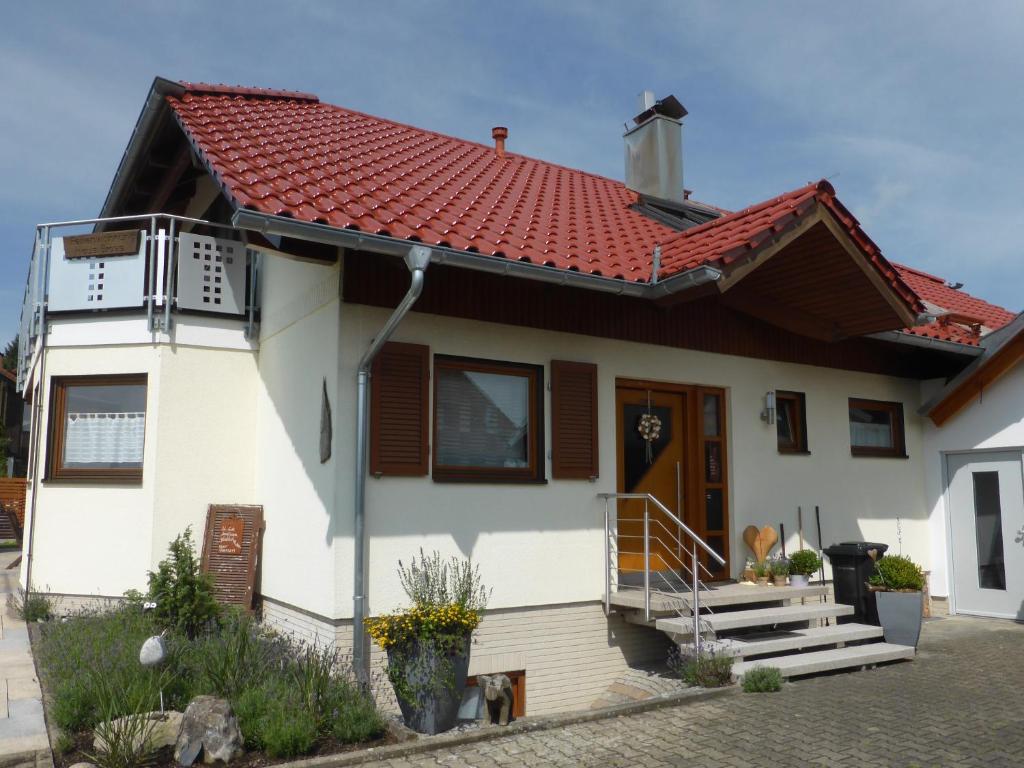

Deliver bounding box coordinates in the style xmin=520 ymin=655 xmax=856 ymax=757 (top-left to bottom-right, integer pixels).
xmin=623 ymin=92 xmax=687 ymax=203
xmin=492 ymin=126 xmax=508 ymax=158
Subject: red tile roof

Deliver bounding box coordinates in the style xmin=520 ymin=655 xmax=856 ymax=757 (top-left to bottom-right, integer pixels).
xmin=0 ymin=367 xmax=15 ymax=384
xmin=165 ymin=82 xmax=1012 ymax=346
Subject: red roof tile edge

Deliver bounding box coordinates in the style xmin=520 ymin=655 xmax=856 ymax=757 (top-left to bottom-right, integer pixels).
xmin=178 ymin=82 xmax=319 ymax=103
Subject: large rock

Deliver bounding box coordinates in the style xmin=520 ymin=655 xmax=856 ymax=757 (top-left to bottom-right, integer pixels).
xmin=93 ymin=711 xmax=183 ymax=753
xmin=174 ymin=696 xmax=244 ymax=765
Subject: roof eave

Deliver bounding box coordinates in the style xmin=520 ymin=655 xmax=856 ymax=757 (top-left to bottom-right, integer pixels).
xmin=230 ymin=208 xmax=722 ymax=300
xmin=97 ymin=77 xmax=186 ymax=220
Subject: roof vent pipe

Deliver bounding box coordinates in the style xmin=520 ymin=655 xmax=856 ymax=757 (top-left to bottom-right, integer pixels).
xmin=492 ymin=126 xmax=508 ymax=157
xmin=352 ymin=244 xmax=431 ymax=682
xmin=624 ymin=92 xmax=688 ymax=204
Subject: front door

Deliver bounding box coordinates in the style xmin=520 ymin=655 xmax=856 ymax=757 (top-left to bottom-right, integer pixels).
xmin=615 ymin=382 xmax=731 ymax=579
xmin=616 ymin=387 xmax=687 ymax=574
xmin=947 ymin=451 xmax=1024 ymax=620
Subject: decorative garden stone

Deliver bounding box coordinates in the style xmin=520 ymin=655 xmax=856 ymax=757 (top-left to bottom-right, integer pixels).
xmin=478 ymin=673 xmax=514 ymax=726
xmin=93 ymin=711 xmax=183 ymax=753
xmin=139 ymin=634 xmax=167 ymax=666
xmin=174 ymin=696 xmax=244 ymax=765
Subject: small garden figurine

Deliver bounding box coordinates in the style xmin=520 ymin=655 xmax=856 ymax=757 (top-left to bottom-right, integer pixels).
xmin=366 ymin=550 xmax=490 ymax=735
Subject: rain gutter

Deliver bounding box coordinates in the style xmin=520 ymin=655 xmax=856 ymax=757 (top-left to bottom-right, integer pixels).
xmin=866 ymin=330 xmax=984 ymax=357
xmin=230 ymin=210 xmax=722 ymax=300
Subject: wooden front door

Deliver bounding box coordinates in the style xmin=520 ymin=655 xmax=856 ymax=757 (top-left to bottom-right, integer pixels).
xmin=615 ymin=387 xmax=687 ymax=574
xmin=615 ymin=381 xmax=731 ymax=579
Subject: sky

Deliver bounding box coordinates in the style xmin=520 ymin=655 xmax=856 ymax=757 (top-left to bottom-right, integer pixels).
xmin=2 ymin=1 xmax=1022 ymax=344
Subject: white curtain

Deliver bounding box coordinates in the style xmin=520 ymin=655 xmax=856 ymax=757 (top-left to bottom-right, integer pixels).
xmin=850 ymin=421 xmax=892 ymax=448
xmin=64 ymin=412 xmax=145 ymax=466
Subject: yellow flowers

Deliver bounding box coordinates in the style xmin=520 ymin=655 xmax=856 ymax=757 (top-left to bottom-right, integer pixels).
xmin=365 ymin=603 xmax=481 ymax=650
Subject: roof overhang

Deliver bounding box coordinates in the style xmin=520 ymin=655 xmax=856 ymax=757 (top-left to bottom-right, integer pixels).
xmin=921 ymin=311 xmax=1024 ymax=426
xmin=705 ymin=202 xmax=921 ymax=341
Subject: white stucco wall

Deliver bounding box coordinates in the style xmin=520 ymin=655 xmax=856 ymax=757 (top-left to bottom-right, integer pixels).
xmin=922 ymin=363 xmax=1024 ymax=599
xmin=337 ymin=302 xmax=931 ymax=618
xmin=22 ymin=337 xmax=257 ymax=597
xmin=253 ymin=255 xmax=342 ymax=619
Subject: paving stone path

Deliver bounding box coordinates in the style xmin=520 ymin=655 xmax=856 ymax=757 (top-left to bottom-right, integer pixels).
xmin=0 ymin=550 xmax=50 ymax=768
xmin=378 ymin=616 xmax=1024 ymax=767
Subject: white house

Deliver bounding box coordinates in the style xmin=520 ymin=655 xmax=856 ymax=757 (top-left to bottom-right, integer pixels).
xmin=13 ymin=78 xmax=1020 ymax=715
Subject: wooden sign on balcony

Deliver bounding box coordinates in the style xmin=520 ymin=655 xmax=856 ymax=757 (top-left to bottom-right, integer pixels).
xmin=200 ymin=504 xmax=264 ymax=611
xmin=63 ymin=230 xmax=142 ymax=259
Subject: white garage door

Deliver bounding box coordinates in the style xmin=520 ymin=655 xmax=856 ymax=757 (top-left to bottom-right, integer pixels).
xmin=947 ymin=451 xmax=1024 ymax=620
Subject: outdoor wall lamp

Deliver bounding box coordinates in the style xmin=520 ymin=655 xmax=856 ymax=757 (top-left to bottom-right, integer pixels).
xmin=761 ymin=390 xmax=776 ymax=425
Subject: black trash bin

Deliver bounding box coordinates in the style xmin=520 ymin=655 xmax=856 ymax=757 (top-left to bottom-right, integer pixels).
xmin=823 ymin=541 xmax=889 ymax=625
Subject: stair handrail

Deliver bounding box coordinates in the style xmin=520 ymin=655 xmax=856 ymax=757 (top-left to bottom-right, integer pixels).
xmin=599 ymin=492 xmax=726 ymax=654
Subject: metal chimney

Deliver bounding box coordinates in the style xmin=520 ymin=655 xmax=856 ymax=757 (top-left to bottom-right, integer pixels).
xmin=623 ymin=92 xmax=688 ymax=203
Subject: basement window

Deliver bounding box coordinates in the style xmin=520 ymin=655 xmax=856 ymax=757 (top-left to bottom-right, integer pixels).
xmin=849 ymin=398 xmax=906 ymax=458
xmin=776 ymin=391 xmax=808 ymax=453
xmin=46 ymin=374 xmax=148 ymax=483
xmin=433 ymin=356 xmax=544 ymax=482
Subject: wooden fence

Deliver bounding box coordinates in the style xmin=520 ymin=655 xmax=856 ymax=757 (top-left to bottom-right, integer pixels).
xmin=0 ymin=477 xmax=28 ymax=530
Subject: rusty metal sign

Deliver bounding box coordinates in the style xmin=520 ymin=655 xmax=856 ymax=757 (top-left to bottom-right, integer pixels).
xmin=63 ymin=230 xmax=142 ymax=259
xmin=201 ymin=504 xmax=264 ymax=611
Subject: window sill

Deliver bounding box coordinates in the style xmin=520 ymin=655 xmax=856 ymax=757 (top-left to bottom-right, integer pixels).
xmin=43 ymin=475 xmax=143 ymax=486
xmin=432 ymin=474 xmax=548 ymax=485
xmin=849 ymin=451 xmax=909 ymax=459
xmin=778 ymin=449 xmax=812 ymax=456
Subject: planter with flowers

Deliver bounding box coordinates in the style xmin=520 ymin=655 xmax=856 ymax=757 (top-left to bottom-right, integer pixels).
xmin=787 ymin=549 xmax=822 ymax=588
xmin=366 ymin=550 xmax=490 ymax=735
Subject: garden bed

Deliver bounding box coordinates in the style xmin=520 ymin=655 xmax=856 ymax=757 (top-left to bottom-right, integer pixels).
xmin=34 ymin=606 xmax=395 ymax=768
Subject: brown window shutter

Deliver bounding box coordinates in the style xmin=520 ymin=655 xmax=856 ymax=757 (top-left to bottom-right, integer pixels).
xmin=551 ymin=360 xmax=598 ymax=479
xmin=370 ymin=342 xmax=430 ymax=476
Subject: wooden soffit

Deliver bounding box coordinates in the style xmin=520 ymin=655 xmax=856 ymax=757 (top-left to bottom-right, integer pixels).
xmin=713 ymin=204 xmax=919 ymax=342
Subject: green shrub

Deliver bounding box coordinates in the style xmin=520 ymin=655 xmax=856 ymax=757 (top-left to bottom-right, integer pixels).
xmin=770 ymin=558 xmax=789 ymax=577
xmin=7 ymin=584 xmax=56 ymax=622
xmin=235 ymin=680 xmax=317 ymax=758
xmin=396 ymin=549 xmax=490 ymax=611
xmin=788 ymin=549 xmax=822 ymax=576
xmin=869 ymin=554 xmax=925 ymax=591
xmin=323 ymin=677 xmax=386 ymax=744
xmin=196 ymin=611 xmax=272 ymax=699
xmin=669 ymin=645 xmax=734 ymax=688
xmin=146 ymin=527 xmax=219 ymax=638
xmin=742 ymin=666 xmax=783 ymax=693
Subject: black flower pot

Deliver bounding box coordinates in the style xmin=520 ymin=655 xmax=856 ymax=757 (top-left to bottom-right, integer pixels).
xmin=387 ymin=634 xmax=472 ymax=735
xmin=875 ymin=590 xmax=924 ymax=648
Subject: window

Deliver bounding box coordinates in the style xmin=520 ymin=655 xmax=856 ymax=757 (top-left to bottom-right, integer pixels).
xmin=848 ymin=398 xmax=905 ymax=458
xmin=433 ymin=357 xmax=543 ymax=482
xmin=776 ymin=391 xmax=807 ymax=453
xmin=47 ymin=374 xmax=148 ymax=482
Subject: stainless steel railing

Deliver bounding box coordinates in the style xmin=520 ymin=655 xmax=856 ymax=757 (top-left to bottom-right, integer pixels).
xmin=599 ymin=492 xmax=727 ymax=654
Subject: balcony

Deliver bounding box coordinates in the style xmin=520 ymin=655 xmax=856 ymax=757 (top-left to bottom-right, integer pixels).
xmin=16 ymin=214 xmax=260 ymax=391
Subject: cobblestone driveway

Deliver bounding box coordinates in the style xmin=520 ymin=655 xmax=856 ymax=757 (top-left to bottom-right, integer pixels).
xmin=378 ymin=616 xmax=1024 ymax=767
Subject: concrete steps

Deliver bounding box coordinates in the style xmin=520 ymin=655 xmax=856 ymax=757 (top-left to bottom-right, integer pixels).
xmin=656 ymin=602 xmax=854 ymax=635
xmin=732 ymin=642 xmax=916 ymax=680
xmin=706 ymin=623 xmax=885 ymax=659
xmin=610 ymin=582 xmax=828 ymax=615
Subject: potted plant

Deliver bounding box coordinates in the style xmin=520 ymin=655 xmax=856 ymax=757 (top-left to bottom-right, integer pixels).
xmin=753 ymin=561 xmax=769 ymax=586
xmin=366 ymin=550 xmax=490 ymax=735
xmin=787 ymin=549 xmax=821 ymax=588
xmin=742 ymin=558 xmax=756 ymax=583
xmin=771 ymin=557 xmax=789 ymax=587
xmin=868 ymin=554 xmax=925 ymax=648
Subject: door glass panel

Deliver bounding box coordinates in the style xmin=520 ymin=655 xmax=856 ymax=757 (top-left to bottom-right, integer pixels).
xmin=972 ymin=471 xmax=1006 ymax=590
xmin=707 ymin=535 xmax=725 ymax=574
xmin=622 ymin=404 xmax=673 ymax=493
xmin=705 ymin=489 xmax=723 ymax=531
xmin=704 ymin=442 xmax=721 ymax=483
xmin=703 ymin=395 xmax=720 ymax=437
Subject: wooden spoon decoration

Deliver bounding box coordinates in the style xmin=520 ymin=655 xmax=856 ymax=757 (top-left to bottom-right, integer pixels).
xmin=743 ymin=525 xmax=779 ymax=564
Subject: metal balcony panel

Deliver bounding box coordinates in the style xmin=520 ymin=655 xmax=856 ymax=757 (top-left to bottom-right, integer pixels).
xmin=47 ymin=236 xmax=146 ymax=312
xmin=176 ymin=233 xmax=247 ymax=315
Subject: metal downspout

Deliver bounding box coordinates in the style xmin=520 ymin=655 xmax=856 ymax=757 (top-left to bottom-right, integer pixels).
xmin=352 ymin=244 xmax=431 ymax=682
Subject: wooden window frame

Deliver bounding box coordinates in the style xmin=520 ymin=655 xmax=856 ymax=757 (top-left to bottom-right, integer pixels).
xmin=432 ymin=356 xmax=545 ymax=483
xmin=848 ymin=397 xmax=906 ymax=458
xmin=776 ymin=390 xmax=808 ymax=454
xmin=46 ymin=373 xmax=148 ymax=484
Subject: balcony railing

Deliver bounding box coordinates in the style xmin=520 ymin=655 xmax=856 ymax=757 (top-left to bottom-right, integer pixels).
xmin=16 ymin=214 xmax=261 ymax=391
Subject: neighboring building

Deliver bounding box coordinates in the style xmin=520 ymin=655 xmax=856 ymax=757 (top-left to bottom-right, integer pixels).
xmin=0 ymin=366 xmax=27 ymax=476
xmin=13 ymin=79 xmax=1019 ymax=714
